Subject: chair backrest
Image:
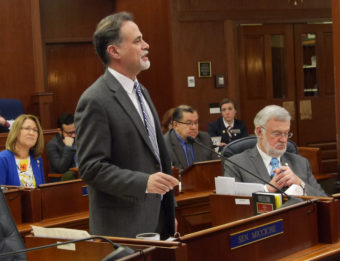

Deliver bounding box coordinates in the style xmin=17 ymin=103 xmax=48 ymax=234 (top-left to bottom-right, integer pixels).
xmin=0 ymin=188 xmax=26 ymax=260
xmin=221 ymin=135 xmax=298 ymax=158
xmin=0 ymin=98 xmax=24 ymax=121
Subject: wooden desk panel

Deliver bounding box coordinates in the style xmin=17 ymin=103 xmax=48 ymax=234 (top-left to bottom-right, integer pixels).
xmin=3 ymin=188 xmax=23 ymax=224
xmin=210 ymin=194 xmax=254 ymax=226
xmin=175 ymin=191 xmax=213 ymax=235
xmin=39 ymin=179 xmax=88 ymax=219
xmin=25 ymin=236 xmax=155 ymax=261
xmin=180 ymin=160 xmax=221 ymax=192
xmin=180 ymin=200 xmax=319 ymax=261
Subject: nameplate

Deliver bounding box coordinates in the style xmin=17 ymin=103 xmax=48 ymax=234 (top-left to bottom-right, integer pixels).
xmin=229 ymin=219 xmax=283 ymax=250
xmin=231 ymin=129 xmax=240 ymax=134
xmin=81 ymin=186 xmax=88 ymax=196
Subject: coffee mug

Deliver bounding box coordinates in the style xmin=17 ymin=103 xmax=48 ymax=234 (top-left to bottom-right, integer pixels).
xmin=136 ymin=232 xmax=160 ymax=241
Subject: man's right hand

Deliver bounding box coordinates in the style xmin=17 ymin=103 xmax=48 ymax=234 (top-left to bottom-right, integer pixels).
xmin=63 ymin=136 xmax=75 ymax=147
xmin=147 ymin=172 xmax=179 ymax=195
xmin=266 ymin=170 xmax=286 ymax=193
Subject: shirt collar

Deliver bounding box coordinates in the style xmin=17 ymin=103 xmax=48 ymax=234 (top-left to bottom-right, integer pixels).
xmin=256 ymin=144 xmax=280 ymax=167
xmin=223 ymin=118 xmax=234 ymax=128
xmin=174 ymin=130 xmax=187 ymax=146
xmin=108 ymin=67 xmax=136 ymax=95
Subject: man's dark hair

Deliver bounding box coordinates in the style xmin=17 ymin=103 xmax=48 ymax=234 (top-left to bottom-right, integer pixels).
xmin=172 ymin=105 xmax=197 ymax=122
xmin=93 ymin=12 xmax=134 ymax=65
xmin=219 ymin=98 xmax=237 ymax=110
xmin=57 ymin=113 xmax=74 ymax=129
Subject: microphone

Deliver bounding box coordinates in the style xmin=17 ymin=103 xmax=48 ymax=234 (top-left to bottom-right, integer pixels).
xmin=0 ymin=235 xmax=135 ymax=261
xmin=186 ymin=136 xmax=294 ymax=199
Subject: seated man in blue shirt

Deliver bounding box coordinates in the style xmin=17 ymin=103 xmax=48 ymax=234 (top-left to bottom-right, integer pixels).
xmin=164 ymin=105 xmax=219 ymax=170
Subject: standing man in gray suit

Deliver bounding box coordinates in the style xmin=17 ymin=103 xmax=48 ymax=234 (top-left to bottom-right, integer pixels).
xmin=75 ymin=12 xmax=178 ymax=239
xmin=164 ymin=105 xmax=219 ymax=170
xmin=224 ymin=105 xmax=327 ymax=196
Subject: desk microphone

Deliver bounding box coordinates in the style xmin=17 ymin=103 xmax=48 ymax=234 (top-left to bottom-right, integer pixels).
xmin=0 ymin=235 xmax=135 ymax=261
xmin=186 ymin=136 xmax=303 ymax=205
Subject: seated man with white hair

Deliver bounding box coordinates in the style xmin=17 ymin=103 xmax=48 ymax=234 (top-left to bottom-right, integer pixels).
xmin=223 ymin=105 xmax=327 ymax=196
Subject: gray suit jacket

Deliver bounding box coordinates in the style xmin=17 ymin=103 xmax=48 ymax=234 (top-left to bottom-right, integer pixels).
xmin=164 ymin=129 xmax=219 ymax=170
xmin=75 ymin=70 xmax=175 ymax=239
xmin=223 ymin=146 xmax=327 ymax=197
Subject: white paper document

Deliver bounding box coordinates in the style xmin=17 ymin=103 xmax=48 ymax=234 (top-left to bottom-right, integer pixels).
xmin=215 ymin=176 xmax=235 ymax=195
xmin=215 ymin=176 xmax=264 ymax=196
xmin=234 ymin=182 xmax=264 ymax=196
xmin=284 ymin=184 xmax=304 ymax=196
xmin=31 ymin=225 xmax=91 ymax=240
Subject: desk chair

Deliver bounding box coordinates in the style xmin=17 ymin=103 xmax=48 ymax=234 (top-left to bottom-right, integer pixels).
xmin=221 ymin=135 xmax=298 ymax=158
xmin=0 ymin=98 xmax=24 ymax=121
xmin=0 ymin=188 xmax=26 ymax=260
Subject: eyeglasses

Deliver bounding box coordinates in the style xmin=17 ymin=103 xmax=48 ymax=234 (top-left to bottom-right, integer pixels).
xmin=176 ymin=121 xmax=199 ymax=127
xmin=261 ymin=127 xmax=293 ymax=139
xmin=63 ymin=130 xmax=76 ymax=136
xmin=21 ymin=127 xmax=39 ymax=134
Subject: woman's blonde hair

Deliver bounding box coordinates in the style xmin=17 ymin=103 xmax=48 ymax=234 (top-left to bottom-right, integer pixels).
xmin=6 ymin=114 xmax=44 ymax=159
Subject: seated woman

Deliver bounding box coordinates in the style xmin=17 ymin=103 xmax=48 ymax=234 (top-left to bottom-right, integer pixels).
xmin=161 ymin=107 xmax=175 ymax=134
xmin=0 ymin=114 xmax=45 ymax=187
xmin=208 ymin=98 xmax=248 ymax=148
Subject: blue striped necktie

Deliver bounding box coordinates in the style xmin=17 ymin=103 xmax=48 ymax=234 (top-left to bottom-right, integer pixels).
xmin=134 ymin=82 xmax=161 ymax=164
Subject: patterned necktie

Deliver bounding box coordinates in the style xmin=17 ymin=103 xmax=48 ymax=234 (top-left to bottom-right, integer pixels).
xmin=226 ymin=126 xmax=232 ymax=140
xmin=270 ymin=158 xmax=280 ymax=178
xmin=134 ymin=82 xmax=161 ymax=164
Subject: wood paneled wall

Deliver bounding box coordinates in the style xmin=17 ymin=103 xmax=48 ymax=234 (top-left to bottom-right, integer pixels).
xmin=0 ymin=0 xmax=334 ymax=131
xmin=0 ymin=0 xmax=36 ymax=113
xmin=332 ymin=0 xmax=340 ymax=162
xmin=115 ymin=0 xmax=174 ymax=120
xmin=40 ymin=0 xmax=114 ymax=127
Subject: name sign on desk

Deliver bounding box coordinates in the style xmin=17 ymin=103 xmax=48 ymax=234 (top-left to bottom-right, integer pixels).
xmin=81 ymin=186 xmax=88 ymax=196
xmin=229 ymin=219 xmax=283 ymax=250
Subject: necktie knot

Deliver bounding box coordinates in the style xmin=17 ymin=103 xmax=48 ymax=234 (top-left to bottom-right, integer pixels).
xmin=134 ymin=81 xmax=140 ymax=91
xmin=270 ymin=158 xmax=279 ymax=168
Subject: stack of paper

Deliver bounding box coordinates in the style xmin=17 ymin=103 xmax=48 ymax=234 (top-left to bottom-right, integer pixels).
xmin=215 ymin=176 xmax=264 ymax=196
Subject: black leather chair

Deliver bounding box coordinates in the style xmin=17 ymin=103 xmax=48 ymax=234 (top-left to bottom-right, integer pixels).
xmin=221 ymin=135 xmax=298 ymax=158
xmin=0 ymin=188 xmax=26 ymax=261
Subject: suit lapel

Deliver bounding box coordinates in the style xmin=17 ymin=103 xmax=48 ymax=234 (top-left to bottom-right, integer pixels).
xmin=248 ymin=147 xmax=271 ymax=183
xmin=102 ymin=71 xmax=157 ymax=160
xmin=169 ymin=130 xmax=188 ymax=169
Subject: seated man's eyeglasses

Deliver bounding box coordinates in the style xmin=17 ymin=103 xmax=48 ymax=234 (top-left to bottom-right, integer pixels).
xmin=63 ymin=130 xmax=76 ymax=136
xmin=261 ymin=127 xmax=293 ymax=138
xmin=176 ymin=121 xmax=199 ymax=127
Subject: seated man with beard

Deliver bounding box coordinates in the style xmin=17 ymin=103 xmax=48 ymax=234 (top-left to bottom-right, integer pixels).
xmin=223 ymin=105 xmax=327 ymax=196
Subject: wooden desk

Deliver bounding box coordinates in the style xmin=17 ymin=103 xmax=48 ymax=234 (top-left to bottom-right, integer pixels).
xmin=180 ymin=200 xmax=319 ymax=260
xmin=105 ymin=236 xmax=187 ymax=261
xmin=4 ymin=179 xmax=90 ymax=237
xmin=25 ymin=235 xmax=185 ymax=261
xmin=24 ymin=236 xmax=156 ymax=261
xmin=180 ymin=160 xmax=221 ymax=192
xmin=175 ymin=190 xmax=213 ymax=235
xmin=3 ymin=188 xmax=23 ymax=224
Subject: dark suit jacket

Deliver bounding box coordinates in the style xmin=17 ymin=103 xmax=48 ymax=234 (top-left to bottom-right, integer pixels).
xmin=163 ymin=129 xmax=219 ymax=170
xmin=208 ymin=118 xmax=248 ymax=144
xmin=75 ymin=69 xmax=175 ymax=239
xmin=223 ymin=146 xmax=327 ymax=196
